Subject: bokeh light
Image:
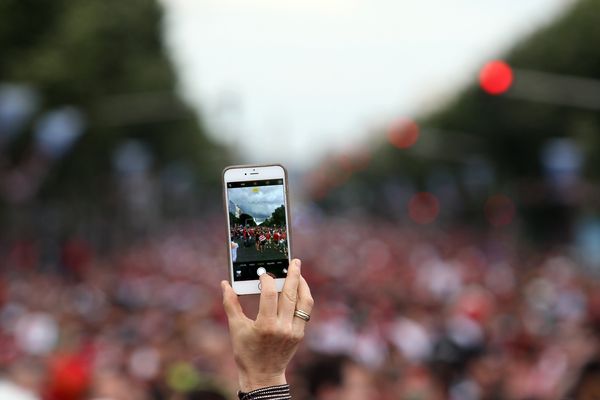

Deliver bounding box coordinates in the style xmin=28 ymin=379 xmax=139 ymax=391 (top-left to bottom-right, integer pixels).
xmin=408 ymin=192 xmax=440 ymax=224
xmin=479 ymin=60 xmax=513 ymax=95
xmin=485 ymin=194 xmax=516 ymax=227
xmin=388 ymin=118 xmax=420 ymax=149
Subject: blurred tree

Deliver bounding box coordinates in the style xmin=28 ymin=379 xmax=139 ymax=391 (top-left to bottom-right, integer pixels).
xmin=0 ymin=0 xmax=228 ymax=213
xmin=229 ymin=212 xmax=239 ymax=226
xmin=262 ymin=205 xmax=286 ymax=227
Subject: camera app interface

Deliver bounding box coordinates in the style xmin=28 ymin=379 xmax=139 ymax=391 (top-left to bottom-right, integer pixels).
xmin=227 ymin=179 xmax=289 ymax=281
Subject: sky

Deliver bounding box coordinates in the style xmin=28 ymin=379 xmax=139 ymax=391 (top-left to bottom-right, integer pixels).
xmin=228 ymin=185 xmax=284 ymax=223
xmin=160 ymin=0 xmax=572 ymax=170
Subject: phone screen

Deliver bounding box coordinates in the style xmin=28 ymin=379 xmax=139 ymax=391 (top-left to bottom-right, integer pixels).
xmin=227 ymin=178 xmax=289 ymax=281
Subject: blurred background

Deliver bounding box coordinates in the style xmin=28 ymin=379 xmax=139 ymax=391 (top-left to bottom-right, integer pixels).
xmin=1 ymin=0 xmax=600 ymax=399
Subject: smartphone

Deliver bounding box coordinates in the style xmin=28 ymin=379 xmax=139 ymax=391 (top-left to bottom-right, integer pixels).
xmin=223 ymin=164 xmax=291 ymax=295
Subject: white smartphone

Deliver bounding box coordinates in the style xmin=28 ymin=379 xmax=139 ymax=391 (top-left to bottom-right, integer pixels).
xmin=223 ymin=164 xmax=291 ymax=295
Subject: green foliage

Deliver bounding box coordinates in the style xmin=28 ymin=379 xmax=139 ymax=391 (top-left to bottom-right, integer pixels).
xmin=262 ymin=205 xmax=286 ymax=227
xmin=229 ymin=212 xmax=238 ymax=225
xmin=0 ymin=0 xmax=228 ymax=204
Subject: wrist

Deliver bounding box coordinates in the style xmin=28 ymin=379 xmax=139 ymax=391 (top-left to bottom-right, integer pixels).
xmin=238 ymin=383 xmax=291 ymax=400
xmin=238 ymin=372 xmax=287 ymax=392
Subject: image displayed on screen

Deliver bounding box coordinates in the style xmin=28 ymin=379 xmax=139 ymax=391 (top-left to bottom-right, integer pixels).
xmin=227 ymin=179 xmax=289 ymax=281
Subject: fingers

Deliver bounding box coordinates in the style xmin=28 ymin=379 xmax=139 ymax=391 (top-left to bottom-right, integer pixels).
xmin=221 ymin=280 xmax=248 ymax=325
xmin=292 ymin=276 xmax=314 ymax=334
xmin=257 ymin=273 xmax=278 ymax=321
xmin=278 ymin=259 xmax=301 ymax=325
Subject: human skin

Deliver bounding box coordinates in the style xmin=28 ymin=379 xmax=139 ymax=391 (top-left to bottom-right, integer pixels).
xmin=221 ymin=259 xmax=314 ymax=392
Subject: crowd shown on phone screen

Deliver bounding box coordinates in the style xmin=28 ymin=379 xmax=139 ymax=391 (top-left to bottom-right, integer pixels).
xmin=1 ymin=214 xmax=599 ymax=400
xmin=230 ymin=224 xmax=288 ymax=255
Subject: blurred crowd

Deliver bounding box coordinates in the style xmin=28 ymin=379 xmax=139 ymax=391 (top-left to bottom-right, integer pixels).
xmin=1 ymin=214 xmax=600 ymax=400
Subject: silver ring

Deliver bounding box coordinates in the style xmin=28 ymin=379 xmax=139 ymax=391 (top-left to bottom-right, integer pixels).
xmin=294 ymin=309 xmax=311 ymax=322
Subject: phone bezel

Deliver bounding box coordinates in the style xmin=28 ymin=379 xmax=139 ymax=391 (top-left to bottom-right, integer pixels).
xmin=223 ymin=164 xmax=291 ymax=295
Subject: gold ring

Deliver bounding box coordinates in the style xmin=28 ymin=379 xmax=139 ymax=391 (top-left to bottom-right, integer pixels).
xmin=294 ymin=309 xmax=311 ymax=322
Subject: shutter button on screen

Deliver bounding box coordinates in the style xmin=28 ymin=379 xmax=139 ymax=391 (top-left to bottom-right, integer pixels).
xmin=257 ymin=267 xmax=266 ymax=291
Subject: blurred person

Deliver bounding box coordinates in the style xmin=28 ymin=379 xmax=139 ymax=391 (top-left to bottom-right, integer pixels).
xmin=465 ymin=350 xmax=506 ymax=400
xmin=185 ymin=389 xmax=228 ymax=400
xmin=221 ymin=259 xmax=314 ymax=399
xmin=254 ymin=230 xmax=261 ymax=252
xmin=258 ymin=232 xmax=267 ymax=253
xmin=0 ymin=379 xmax=39 ymax=400
xmin=568 ymin=360 xmax=600 ymax=400
xmin=44 ymin=351 xmax=92 ymax=400
xmin=60 ymin=236 xmax=93 ymax=280
xmin=89 ymin=369 xmax=146 ymax=400
xmin=392 ymin=365 xmax=445 ymax=400
xmin=299 ymin=354 xmax=377 ymax=400
xmin=231 ymin=240 xmax=239 ymax=262
xmin=0 ymin=359 xmax=44 ymax=400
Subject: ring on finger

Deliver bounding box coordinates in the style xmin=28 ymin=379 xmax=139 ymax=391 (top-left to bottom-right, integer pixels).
xmin=294 ymin=309 xmax=311 ymax=322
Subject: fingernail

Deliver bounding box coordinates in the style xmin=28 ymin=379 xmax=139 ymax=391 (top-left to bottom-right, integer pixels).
xmin=220 ymin=281 xmax=227 ymax=293
xmin=295 ymin=259 xmax=301 ymax=269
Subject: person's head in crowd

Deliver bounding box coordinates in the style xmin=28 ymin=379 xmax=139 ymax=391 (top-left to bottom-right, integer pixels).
xmin=185 ymin=388 xmax=228 ymax=400
xmin=4 ymin=359 xmax=45 ymax=396
xmin=570 ymin=361 xmax=600 ymax=400
xmin=301 ymin=354 xmax=375 ymax=400
xmin=89 ymin=369 xmax=145 ymax=400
